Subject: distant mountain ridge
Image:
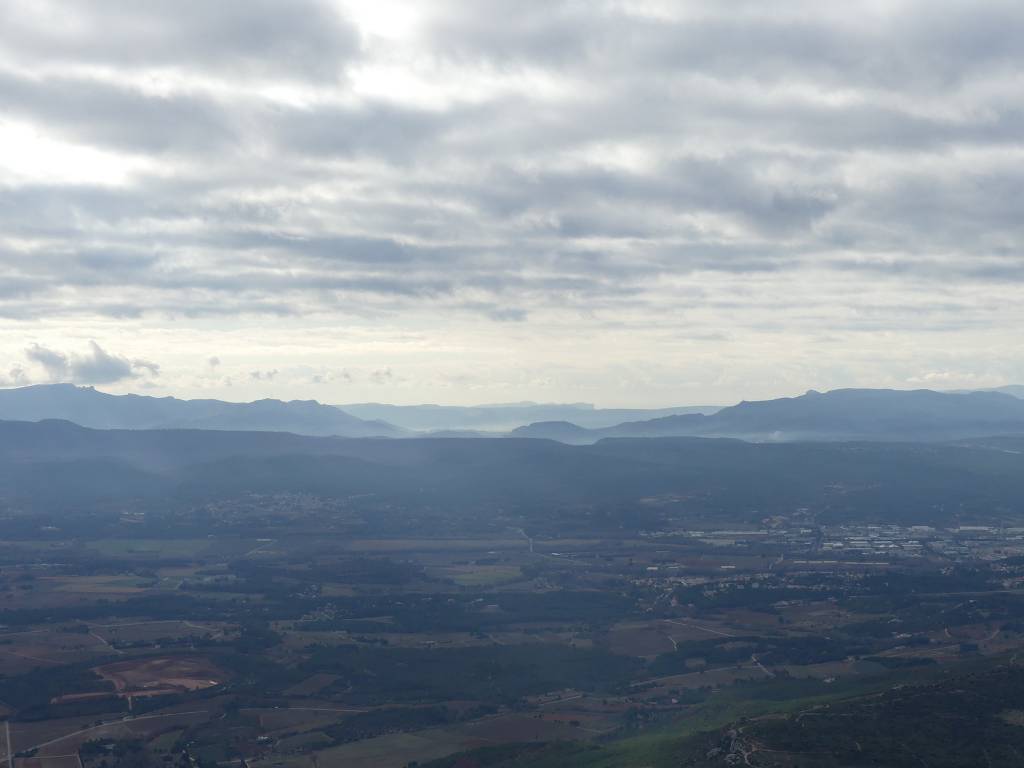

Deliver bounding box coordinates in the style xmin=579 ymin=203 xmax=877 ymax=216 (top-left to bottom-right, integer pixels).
xmin=7 ymin=384 xmax=1024 ymax=445
xmin=512 ymin=388 xmax=1024 ymax=443
xmin=950 ymin=385 xmax=1024 ymax=399
xmin=0 ymin=383 xmax=404 ymax=438
xmin=336 ymin=401 xmax=719 ymax=432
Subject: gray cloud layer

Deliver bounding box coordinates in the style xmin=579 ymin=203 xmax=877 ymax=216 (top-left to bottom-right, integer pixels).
xmin=1 ymin=0 xmax=1022 ymax=402
xmin=0 ymin=0 xmax=359 ymax=80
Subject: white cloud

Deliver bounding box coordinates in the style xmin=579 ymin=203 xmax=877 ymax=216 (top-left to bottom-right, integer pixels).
xmin=24 ymin=341 xmax=160 ymax=385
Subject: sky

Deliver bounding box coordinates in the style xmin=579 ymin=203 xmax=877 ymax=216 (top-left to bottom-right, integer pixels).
xmin=1 ymin=0 xmax=1022 ymax=407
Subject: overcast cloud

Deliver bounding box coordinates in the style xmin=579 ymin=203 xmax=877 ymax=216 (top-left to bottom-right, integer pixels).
xmin=1 ymin=1 xmax=1022 ymax=405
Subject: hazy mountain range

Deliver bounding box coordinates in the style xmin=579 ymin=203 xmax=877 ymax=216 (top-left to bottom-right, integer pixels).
xmin=0 ymin=385 xmax=717 ymax=438
xmin=336 ymin=401 xmax=719 ymax=432
xmin=0 ymin=383 xmax=405 ymax=438
xmin=0 ymin=383 xmax=1022 ymax=443
xmin=2 ymin=382 xmax=1024 ymax=525
xmin=949 ymin=384 xmax=1024 ymax=399
xmin=512 ymin=388 xmax=1024 ymax=443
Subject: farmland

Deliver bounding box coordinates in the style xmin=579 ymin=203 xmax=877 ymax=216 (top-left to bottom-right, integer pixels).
xmin=4 ymin=501 xmax=1024 ymax=767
